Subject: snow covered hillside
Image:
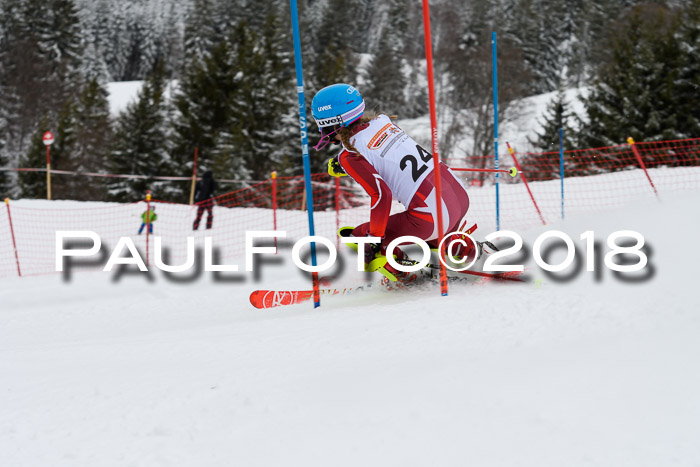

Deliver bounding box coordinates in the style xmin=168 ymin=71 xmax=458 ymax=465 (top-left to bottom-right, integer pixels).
xmin=1 ymin=187 xmax=699 ymax=466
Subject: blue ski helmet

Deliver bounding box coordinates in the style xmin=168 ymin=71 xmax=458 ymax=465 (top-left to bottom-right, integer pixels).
xmin=311 ymin=84 xmax=365 ymax=132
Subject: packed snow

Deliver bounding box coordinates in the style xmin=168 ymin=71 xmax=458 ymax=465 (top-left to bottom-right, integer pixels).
xmin=1 ymin=186 xmax=699 ymax=466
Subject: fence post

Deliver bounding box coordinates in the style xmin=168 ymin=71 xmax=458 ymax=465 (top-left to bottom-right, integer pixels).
xmin=559 ymin=127 xmax=565 ymax=220
xmin=43 ymin=131 xmax=54 ymax=201
xmin=627 ymin=137 xmax=660 ymax=200
xmin=4 ymin=198 xmax=22 ymax=277
xmin=145 ymin=191 xmax=151 ymax=267
xmin=271 ymin=171 xmax=278 ymax=252
xmin=189 ymin=148 xmax=199 ymax=205
xmin=335 ymin=177 xmax=340 ymax=249
xmin=507 ymin=143 xmax=546 ymax=226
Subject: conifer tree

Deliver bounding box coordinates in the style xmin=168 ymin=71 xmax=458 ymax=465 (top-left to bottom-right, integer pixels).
xmin=676 ymin=0 xmax=700 ymax=139
xmin=579 ymin=5 xmax=682 ymax=149
xmin=173 ymin=13 xmax=297 ymax=187
xmin=0 ymin=118 xmax=9 ymax=196
xmin=310 ymin=0 xmax=354 ymax=89
xmin=183 ymin=0 xmax=219 ymax=65
xmin=172 ymin=37 xmax=242 ymax=186
xmin=0 ymin=75 xmax=12 ymax=195
xmin=108 ymin=61 xmax=172 ymax=201
xmin=529 ymin=87 xmax=576 ymax=152
xmin=43 ymin=0 xmax=83 ymax=81
xmin=1 ymin=0 xmax=85 ymax=168
xmin=230 ymin=14 xmax=297 ymax=179
xmin=363 ymin=7 xmax=407 ymax=116
xmin=525 ymin=87 xmax=577 ymax=180
xmin=53 ymin=79 xmax=113 ymax=200
xmin=101 ymin=2 xmax=130 ymax=80
xmin=18 ymin=117 xmax=51 ymax=199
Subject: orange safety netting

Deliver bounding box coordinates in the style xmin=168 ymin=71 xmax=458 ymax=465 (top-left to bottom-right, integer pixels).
xmin=1 ymin=138 xmax=699 ymax=278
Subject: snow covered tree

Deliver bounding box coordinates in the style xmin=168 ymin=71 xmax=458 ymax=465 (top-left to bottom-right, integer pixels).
xmin=18 ymin=117 xmax=51 ymax=199
xmin=362 ymin=29 xmax=406 ymax=116
xmin=676 ymin=0 xmax=700 ymax=139
xmin=171 ymin=37 xmax=242 ymax=187
xmin=435 ymin=2 xmax=530 ymax=164
xmin=108 ymin=61 xmax=172 ymax=201
xmin=0 ymin=0 xmax=86 ymax=174
xmin=183 ymin=0 xmax=219 ymax=65
xmin=310 ymin=0 xmax=355 ymax=89
xmin=43 ymin=0 xmax=83 ymax=82
xmin=173 ymin=12 xmax=298 ymax=190
xmin=529 ymin=87 xmax=576 ymax=152
xmin=505 ymin=0 xmax=569 ymax=94
xmin=232 ymin=14 xmax=298 ymax=178
xmin=0 ymin=117 xmax=9 ymax=196
xmin=524 ymin=87 xmax=578 ymax=180
xmin=362 ymin=0 xmax=410 ymax=116
xmin=578 ymin=4 xmax=683 ymax=149
xmin=52 ymin=79 xmax=112 ymax=200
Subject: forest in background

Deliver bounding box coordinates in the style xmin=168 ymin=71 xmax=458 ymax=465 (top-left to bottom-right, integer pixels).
xmin=0 ymin=0 xmax=698 ymax=201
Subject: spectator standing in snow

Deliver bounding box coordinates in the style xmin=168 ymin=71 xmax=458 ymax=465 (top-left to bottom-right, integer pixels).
xmin=138 ymin=204 xmax=157 ymax=235
xmin=193 ymin=170 xmax=217 ymax=230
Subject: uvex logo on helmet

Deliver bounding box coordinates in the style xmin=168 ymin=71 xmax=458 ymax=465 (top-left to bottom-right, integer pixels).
xmin=317 ymin=105 xmax=332 ymax=112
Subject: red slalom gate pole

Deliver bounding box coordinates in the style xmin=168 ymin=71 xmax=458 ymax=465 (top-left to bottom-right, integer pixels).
xmin=145 ymin=191 xmax=151 ymax=267
xmin=627 ymin=137 xmax=660 ymax=200
xmin=421 ymin=0 xmax=448 ymax=296
xmin=271 ymin=171 xmax=278 ymax=252
xmin=506 ymin=142 xmax=546 ymax=226
xmin=4 ymin=198 xmax=22 ymax=277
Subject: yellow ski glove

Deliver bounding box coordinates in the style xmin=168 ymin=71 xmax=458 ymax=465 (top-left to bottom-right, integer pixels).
xmin=327 ymin=157 xmax=347 ymax=177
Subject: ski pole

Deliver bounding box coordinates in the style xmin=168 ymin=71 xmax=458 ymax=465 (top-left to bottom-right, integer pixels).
xmin=451 ymin=167 xmax=518 ymax=177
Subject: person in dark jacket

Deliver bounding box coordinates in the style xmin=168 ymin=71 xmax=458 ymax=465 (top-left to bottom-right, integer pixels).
xmin=193 ymin=170 xmax=217 ymax=230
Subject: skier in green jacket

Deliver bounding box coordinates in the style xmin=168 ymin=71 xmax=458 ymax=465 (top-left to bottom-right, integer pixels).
xmin=138 ymin=205 xmax=157 ymax=235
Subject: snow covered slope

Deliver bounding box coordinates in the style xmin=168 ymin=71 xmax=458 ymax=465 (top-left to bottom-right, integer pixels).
xmin=1 ymin=188 xmax=699 ymax=466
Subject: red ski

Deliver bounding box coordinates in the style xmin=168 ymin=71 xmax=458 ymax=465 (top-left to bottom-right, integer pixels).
xmin=249 ymin=269 xmax=524 ymax=309
xmin=249 ymin=285 xmax=368 ymax=309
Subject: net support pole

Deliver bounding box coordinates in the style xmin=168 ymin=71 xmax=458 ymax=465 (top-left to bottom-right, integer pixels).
xmin=271 ymin=171 xmax=278 ymax=252
xmin=492 ymin=31 xmax=500 ymax=231
xmin=4 ymin=198 xmax=22 ymax=277
xmin=46 ymin=146 xmax=52 ymax=201
xmin=189 ymin=148 xmax=198 ymax=205
xmin=559 ymin=127 xmax=565 ymax=220
xmin=627 ymin=137 xmax=660 ymax=200
xmin=289 ymin=0 xmax=320 ymax=307
xmin=422 ymin=0 xmax=448 ymax=296
xmin=145 ymin=191 xmax=151 ymax=267
xmin=506 ymin=142 xmax=546 ymax=225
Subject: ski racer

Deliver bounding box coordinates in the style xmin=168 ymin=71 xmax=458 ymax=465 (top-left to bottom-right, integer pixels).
xmin=311 ymin=83 xmax=484 ymax=284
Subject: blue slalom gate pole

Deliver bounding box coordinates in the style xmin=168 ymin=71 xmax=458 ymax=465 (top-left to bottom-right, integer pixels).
xmin=289 ymin=0 xmax=320 ymax=307
xmin=492 ymin=32 xmax=500 ymax=231
xmin=559 ymin=127 xmax=565 ymax=220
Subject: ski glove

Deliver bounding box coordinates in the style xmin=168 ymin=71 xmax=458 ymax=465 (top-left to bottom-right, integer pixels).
xmin=327 ymin=156 xmax=347 ymax=177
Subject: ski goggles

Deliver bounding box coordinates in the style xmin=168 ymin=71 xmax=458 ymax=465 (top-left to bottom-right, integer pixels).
xmin=312 ymin=101 xmax=365 ymax=151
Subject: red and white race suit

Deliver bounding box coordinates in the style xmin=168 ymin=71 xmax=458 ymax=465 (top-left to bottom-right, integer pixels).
xmin=337 ymin=114 xmax=470 ymax=249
